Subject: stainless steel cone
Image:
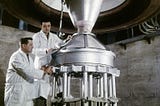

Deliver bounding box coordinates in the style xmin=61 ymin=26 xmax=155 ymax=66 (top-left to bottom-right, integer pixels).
xmin=65 ymin=0 xmax=103 ymax=33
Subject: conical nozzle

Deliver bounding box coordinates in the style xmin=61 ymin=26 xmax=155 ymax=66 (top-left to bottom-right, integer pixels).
xmin=65 ymin=0 xmax=103 ymax=34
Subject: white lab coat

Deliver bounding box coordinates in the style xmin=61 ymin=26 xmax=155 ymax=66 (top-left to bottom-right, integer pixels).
xmin=4 ymin=49 xmax=45 ymax=106
xmin=32 ymin=30 xmax=62 ymax=98
xmin=32 ymin=30 xmax=62 ymax=69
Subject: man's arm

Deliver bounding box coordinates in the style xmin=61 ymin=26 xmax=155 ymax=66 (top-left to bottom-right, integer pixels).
xmin=10 ymin=54 xmax=45 ymax=81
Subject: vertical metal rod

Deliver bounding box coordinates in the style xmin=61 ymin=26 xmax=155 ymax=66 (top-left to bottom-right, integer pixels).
xmin=112 ymin=76 xmax=116 ymax=97
xmin=100 ymin=76 xmax=104 ymax=97
xmin=112 ymin=76 xmax=117 ymax=106
xmin=53 ymin=77 xmax=56 ymax=97
xmin=108 ymin=76 xmax=113 ymax=106
xmin=89 ymin=74 xmax=93 ymax=106
xmin=63 ymin=73 xmax=68 ymax=98
xmin=97 ymin=78 xmax=100 ymax=97
xmin=96 ymin=78 xmax=101 ymax=106
xmin=103 ymin=73 xmax=108 ymax=106
xmin=83 ymin=72 xmax=88 ymax=106
xmin=58 ymin=0 xmax=65 ymax=37
xmin=68 ymin=75 xmax=71 ymax=97
xmin=109 ymin=76 xmax=113 ymax=98
xmin=99 ymin=76 xmax=104 ymax=106
xmin=89 ymin=74 xmax=93 ymax=98
xmin=103 ymin=73 xmax=108 ymax=98
xmin=84 ymin=72 xmax=88 ymax=98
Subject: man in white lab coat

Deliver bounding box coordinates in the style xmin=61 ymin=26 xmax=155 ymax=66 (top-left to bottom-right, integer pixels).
xmin=32 ymin=20 xmax=63 ymax=105
xmin=32 ymin=21 xmax=62 ymax=69
xmin=4 ymin=37 xmax=52 ymax=106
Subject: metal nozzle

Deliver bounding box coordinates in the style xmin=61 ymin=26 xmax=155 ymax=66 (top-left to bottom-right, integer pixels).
xmin=65 ymin=0 xmax=103 ymax=34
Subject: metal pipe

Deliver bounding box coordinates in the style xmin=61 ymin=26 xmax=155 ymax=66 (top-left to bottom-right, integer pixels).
xmin=84 ymin=72 xmax=88 ymax=98
xmin=97 ymin=78 xmax=100 ymax=97
xmin=109 ymin=76 xmax=113 ymax=98
xmin=103 ymin=73 xmax=108 ymax=106
xmin=112 ymin=76 xmax=116 ymax=97
xmin=112 ymin=76 xmax=117 ymax=106
xmin=58 ymin=0 xmax=65 ymax=37
xmin=67 ymin=75 xmax=71 ymax=97
xmin=103 ymin=73 xmax=108 ymax=98
xmin=52 ymin=77 xmax=56 ymax=98
xmin=89 ymin=74 xmax=93 ymax=98
xmin=82 ymin=72 xmax=88 ymax=106
xmin=100 ymin=76 xmax=104 ymax=97
xmin=63 ymin=72 xmax=68 ymax=98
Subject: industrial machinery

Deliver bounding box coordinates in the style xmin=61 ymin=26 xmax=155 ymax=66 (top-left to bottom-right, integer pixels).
xmin=49 ymin=0 xmax=120 ymax=106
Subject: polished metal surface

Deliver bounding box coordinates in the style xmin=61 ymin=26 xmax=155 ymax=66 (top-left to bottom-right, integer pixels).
xmin=65 ymin=0 xmax=103 ymax=33
xmin=52 ymin=34 xmax=115 ymax=67
xmin=42 ymin=0 xmax=126 ymax=12
xmin=52 ymin=0 xmax=115 ymax=66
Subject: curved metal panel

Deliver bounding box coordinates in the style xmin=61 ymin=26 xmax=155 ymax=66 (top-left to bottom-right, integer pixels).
xmin=0 ymin=0 xmax=160 ymax=34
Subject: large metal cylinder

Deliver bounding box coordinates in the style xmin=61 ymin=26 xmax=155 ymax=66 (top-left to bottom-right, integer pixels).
xmin=52 ymin=33 xmax=115 ymax=67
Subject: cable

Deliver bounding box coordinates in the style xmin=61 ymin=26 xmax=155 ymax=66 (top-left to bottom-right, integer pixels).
xmin=58 ymin=0 xmax=65 ymax=38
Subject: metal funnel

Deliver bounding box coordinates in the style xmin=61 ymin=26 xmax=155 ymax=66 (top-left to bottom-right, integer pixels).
xmin=65 ymin=0 xmax=103 ymax=34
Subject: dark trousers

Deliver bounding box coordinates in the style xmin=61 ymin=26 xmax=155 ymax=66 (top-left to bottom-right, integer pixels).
xmin=34 ymin=96 xmax=46 ymax=106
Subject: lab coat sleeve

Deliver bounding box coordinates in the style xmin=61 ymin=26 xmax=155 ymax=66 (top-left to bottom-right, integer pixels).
xmin=32 ymin=33 xmax=47 ymax=56
xmin=52 ymin=34 xmax=64 ymax=48
xmin=11 ymin=54 xmax=44 ymax=81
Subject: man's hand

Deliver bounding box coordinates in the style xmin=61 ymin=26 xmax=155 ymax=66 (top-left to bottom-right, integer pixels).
xmin=65 ymin=35 xmax=72 ymax=42
xmin=46 ymin=48 xmax=54 ymax=53
xmin=45 ymin=66 xmax=53 ymax=75
xmin=41 ymin=65 xmax=53 ymax=75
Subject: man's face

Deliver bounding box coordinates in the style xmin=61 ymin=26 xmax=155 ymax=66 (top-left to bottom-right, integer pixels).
xmin=41 ymin=22 xmax=51 ymax=35
xmin=22 ymin=40 xmax=33 ymax=53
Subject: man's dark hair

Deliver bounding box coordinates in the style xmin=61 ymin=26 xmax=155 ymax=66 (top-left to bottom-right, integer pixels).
xmin=20 ymin=37 xmax=32 ymax=45
xmin=40 ymin=18 xmax=52 ymax=25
